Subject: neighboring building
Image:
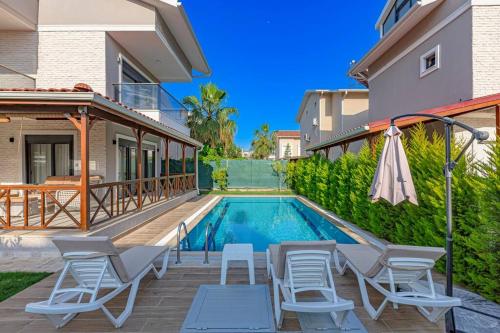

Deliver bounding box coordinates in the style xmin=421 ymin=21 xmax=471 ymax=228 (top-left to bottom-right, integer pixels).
xmin=241 ymin=150 xmax=252 ymax=158
xmin=274 ymin=130 xmax=301 ymax=159
xmin=308 ymin=0 xmax=499 ymax=157
xmin=0 ymin=0 xmax=209 ymax=232
xmin=348 ymin=0 xmax=499 ymax=128
xmin=296 ymin=89 xmax=369 ymax=158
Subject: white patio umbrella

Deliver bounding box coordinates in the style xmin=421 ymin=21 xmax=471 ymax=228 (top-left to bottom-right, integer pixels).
xmin=370 ymin=113 xmax=489 ymax=333
xmin=369 ymin=125 xmax=418 ymax=206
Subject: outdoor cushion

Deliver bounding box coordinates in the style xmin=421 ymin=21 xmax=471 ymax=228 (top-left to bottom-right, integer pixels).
xmin=52 ymin=236 xmax=130 ymax=283
xmin=336 ymin=244 xmax=382 ymax=277
xmin=337 ymin=244 xmax=446 ymax=278
xmin=119 ymin=246 xmax=169 ymax=282
xmin=270 ymin=240 xmax=337 ymax=279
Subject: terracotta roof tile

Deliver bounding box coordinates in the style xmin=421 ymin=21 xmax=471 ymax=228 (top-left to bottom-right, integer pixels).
xmin=0 ymin=84 xmax=195 ymax=142
xmin=275 ymin=130 xmax=300 ymax=137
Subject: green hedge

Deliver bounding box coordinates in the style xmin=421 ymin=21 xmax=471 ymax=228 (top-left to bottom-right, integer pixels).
xmin=287 ymin=124 xmax=499 ymax=302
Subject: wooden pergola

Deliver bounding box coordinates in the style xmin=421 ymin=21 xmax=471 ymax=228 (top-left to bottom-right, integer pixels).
xmin=0 ymin=87 xmax=201 ymax=231
xmin=308 ymin=93 xmax=500 ymax=157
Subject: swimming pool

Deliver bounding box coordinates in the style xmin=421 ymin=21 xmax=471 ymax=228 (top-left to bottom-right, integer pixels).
xmin=184 ymin=197 xmax=357 ymax=252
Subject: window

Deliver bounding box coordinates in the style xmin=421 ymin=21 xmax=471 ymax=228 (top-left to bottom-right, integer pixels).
xmin=382 ymin=0 xmax=417 ymax=35
xmin=25 ymin=135 xmax=74 ymax=184
xmin=420 ymin=45 xmax=440 ymax=78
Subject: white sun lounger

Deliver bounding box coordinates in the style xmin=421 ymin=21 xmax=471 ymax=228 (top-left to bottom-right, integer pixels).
xmin=266 ymin=241 xmax=354 ymax=329
xmin=334 ymin=244 xmax=461 ymax=322
xmin=25 ymin=236 xmax=170 ymax=328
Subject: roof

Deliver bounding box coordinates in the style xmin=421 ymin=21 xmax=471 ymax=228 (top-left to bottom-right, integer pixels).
xmin=295 ymin=89 xmax=369 ymax=122
xmin=307 ymin=92 xmax=500 ymax=152
xmin=0 ymin=84 xmax=202 ymax=147
xmin=141 ymin=0 xmax=210 ymax=75
xmin=275 ymin=130 xmax=300 ymax=138
xmin=349 ymin=0 xmax=444 ymax=86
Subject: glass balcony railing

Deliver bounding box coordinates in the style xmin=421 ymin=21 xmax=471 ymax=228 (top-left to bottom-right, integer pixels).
xmin=113 ymin=83 xmax=189 ymax=127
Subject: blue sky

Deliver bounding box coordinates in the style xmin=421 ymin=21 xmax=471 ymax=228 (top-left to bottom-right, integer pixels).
xmin=167 ymin=0 xmax=386 ymax=150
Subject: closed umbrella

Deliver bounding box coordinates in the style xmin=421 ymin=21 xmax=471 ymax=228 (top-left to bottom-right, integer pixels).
xmin=371 ymin=114 xmax=489 ymax=333
xmin=369 ymin=125 xmax=418 ymax=206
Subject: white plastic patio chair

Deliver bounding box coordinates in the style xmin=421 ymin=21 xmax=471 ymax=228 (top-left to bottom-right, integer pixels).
xmin=333 ymin=244 xmax=461 ymax=322
xmin=25 ymin=236 xmax=170 ymax=328
xmin=266 ymin=241 xmax=354 ymax=329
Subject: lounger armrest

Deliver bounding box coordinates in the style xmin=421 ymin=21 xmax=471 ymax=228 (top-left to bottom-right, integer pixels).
xmin=386 ymin=257 xmax=435 ymax=270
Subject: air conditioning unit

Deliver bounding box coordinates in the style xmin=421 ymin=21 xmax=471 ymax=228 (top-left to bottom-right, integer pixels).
xmin=304 ymin=133 xmax=311 ymax=142
xmin=312 ymin=117 xmax=318 ymax=126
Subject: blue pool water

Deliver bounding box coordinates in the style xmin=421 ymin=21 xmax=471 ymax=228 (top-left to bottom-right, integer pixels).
xmin=184 ymin=197 xmax=357 ymax=252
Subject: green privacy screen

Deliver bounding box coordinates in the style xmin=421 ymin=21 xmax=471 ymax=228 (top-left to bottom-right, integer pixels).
xmin=198 ymin=160 xmax=288 ymax=189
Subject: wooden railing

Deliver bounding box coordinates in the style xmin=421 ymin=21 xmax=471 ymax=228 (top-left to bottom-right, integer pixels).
xmin=88 ymin=173 xmax=196 ymax=226
xmin=0 ymin=184 xmax=82 ymax=230
xmin=0 ymin=174 xmax=196 ymax=230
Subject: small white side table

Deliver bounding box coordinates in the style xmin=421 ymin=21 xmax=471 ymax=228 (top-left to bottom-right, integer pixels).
xmin=220 ymin=243 xmax=255 ymax=285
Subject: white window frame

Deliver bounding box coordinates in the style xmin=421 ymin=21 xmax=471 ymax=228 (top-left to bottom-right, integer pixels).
xmin=420 ymin=45 xmax=440 ymax=78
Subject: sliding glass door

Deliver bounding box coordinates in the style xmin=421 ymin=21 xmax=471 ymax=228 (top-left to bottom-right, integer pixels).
xmin=25 ymin=135 xmax=74 ymax=184
xmin=117 ymin=138 xmax=156 ymax=181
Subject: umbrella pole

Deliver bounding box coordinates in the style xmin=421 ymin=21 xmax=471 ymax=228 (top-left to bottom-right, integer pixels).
xmin=444 ymin=123 xmax=456 ymax=333
xmin=389 ymin=114 xmax=489 ymax=333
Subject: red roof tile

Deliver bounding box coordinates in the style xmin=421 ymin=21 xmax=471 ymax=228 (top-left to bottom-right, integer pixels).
xmin=275 ymin=130 xmax=300 ymax=137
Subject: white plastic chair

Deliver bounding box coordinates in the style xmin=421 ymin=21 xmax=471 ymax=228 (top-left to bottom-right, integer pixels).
xmin=266 ymin=241 xmax=353 ymax=329
xmin=25 ymin=236 xmax=170 ymax=328
xmin=333 ymin=244 xmax=461 ymax=322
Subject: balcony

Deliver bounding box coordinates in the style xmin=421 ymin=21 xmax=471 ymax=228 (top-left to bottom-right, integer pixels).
xmin=113 ymin=83 xmax=190 ymax=135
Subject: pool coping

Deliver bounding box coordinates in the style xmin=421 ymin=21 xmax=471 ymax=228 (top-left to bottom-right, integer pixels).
xmin=164 ymin=194 xmax=388 ymax=252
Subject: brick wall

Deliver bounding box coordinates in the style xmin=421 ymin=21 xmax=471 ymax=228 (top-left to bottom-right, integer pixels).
xmin=36 ymin=31 xmax=106 ymax=93
xmin=472 ymin=5 xmax=500 ymax=97
xmin=0 ymin=119 xmax=107 ymax=183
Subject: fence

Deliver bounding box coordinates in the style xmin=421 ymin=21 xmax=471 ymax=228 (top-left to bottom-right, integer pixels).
xmin=198 ymin=159 xmax=288 ymax=189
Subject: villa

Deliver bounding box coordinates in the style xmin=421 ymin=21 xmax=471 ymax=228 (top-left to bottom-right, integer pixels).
xmin=274 ymin=130 xmax=301 ymax=159
xmin=296 ymin=89 xmax=369 ymax=159
xmin=307 ymin=0 xmax=499 ymax=156
xmin=0 ymin=0 xmax=209 ymax=235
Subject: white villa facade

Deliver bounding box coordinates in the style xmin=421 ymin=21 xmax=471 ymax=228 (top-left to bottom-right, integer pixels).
xmin=0 ymin=0 xmax=209 ymax=232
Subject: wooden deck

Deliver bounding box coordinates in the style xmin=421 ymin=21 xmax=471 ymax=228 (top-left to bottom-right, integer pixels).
xmin=0 ymin=262 xmax=445 ymax=333
xmin=114 ymin=194 xmax=219 ymax=248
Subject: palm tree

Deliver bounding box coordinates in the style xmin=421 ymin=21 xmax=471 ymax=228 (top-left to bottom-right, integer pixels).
xmin=183 ymin=83 xmax=238 ymax=155
xmin=251 ymin=123 xmax=274 ymax=159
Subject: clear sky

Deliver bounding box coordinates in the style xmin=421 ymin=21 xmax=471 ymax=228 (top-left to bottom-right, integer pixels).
xmin=167 ymin=0 xmax=386 ymax=150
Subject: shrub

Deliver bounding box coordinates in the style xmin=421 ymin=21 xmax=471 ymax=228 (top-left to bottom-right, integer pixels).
xmin=288 ymin=125 xmax=499 ymax=302
xmin=212 ymin=162 xmax=228 ymax=190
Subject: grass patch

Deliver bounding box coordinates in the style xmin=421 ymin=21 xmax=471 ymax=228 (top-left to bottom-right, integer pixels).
xmin=0 ymin=272 xmax=51 ymax=302
xmin=200 ymin=189 xmax=295 ymax=195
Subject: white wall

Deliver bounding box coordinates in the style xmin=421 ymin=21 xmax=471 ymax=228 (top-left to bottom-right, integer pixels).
xmin=36 ymin=31 xmax=107 ymax=93
xmin=472 ymin=5 xmax=500 ymax=97
xmin=0 ymin=119 xmax=106 ymax=183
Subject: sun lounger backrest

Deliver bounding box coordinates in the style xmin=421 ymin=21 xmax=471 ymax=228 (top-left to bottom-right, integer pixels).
xmin=275 ymin=240 xmax=336 ymax=279
xmin=52 ymin=236 xmax=130 ymax=283
xmin=364 ymin=244 xmax=446 ymax=277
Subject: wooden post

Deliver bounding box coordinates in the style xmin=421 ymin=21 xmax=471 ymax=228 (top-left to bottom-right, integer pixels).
xmin=325 ymin=147 xmax=330 ymax=158
xmin=164 ymin=137 xmax=169 ymax=199
xmin=193 ymin=145 xmax=198 ymax=191
xmin=368 ymin=135 xmax=376 ymax=158
xmin=496 ymin=104 xmax=499 ymax=137
xmin=182 ymin=143 xmax=186 ymax=192
xmin=135 ymin=127 xmax=143 ymax=209
xmin=182 ymin=143 xmax=186 ymax=174
xmin=79 ymin=106 xmax=90 ymax=231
